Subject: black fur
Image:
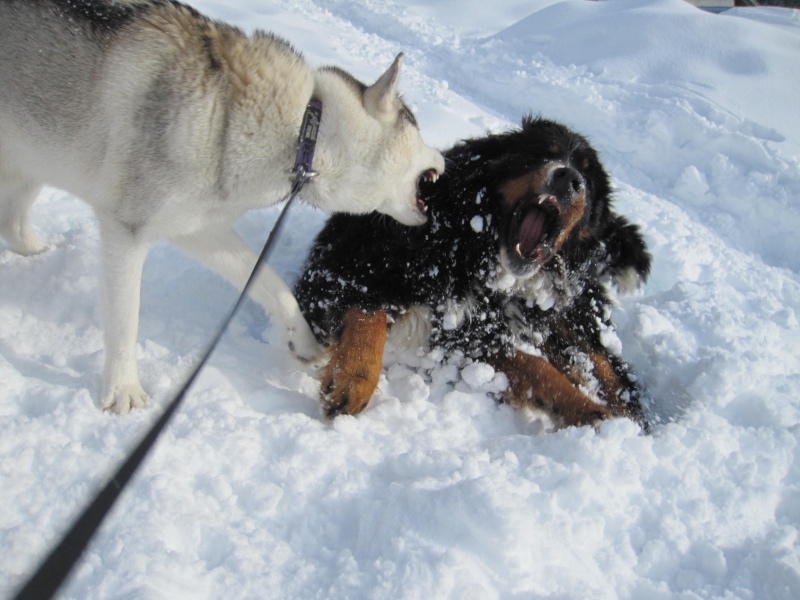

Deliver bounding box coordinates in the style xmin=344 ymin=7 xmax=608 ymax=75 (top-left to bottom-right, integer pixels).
xmin=296 ymin=116 xmax=651 ymax=423
xmin=25 ymin=0 xmax=190 ymax=33
xmin=35 ymin=0 xmax=157 ymax=32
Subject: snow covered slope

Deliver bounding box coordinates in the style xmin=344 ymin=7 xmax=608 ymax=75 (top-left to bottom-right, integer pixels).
xmin=1 ymin=1 xmax=799 ymax=598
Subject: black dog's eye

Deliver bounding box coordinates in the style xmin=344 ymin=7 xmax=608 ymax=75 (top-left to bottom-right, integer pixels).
xmin=571 ymin=152 xmax=592 ymax=174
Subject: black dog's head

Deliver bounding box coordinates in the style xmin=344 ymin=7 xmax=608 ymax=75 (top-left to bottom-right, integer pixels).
xmin=422 ymin=116 xmax=618 ymax=281
xmin=493 ymin=119 xmax=612 ymax=278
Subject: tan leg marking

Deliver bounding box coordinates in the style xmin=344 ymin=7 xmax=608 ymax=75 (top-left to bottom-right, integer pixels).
xmin=321 ymin=309 xmax=388 ymax=418
xmin=587 ymin=352 xmax=646 ymax=426
xmin=491 ymin=351 xmax=611 ymax=428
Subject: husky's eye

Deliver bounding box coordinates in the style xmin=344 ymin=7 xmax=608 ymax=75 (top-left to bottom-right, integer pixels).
xmin=399 ymin=106 xmax=418 ymax=128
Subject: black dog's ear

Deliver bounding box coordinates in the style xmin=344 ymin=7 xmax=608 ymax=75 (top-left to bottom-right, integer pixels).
xmin=601 ymin=215 xmax=652 ymax=292
xmin=521 ymin=113 xmax=542 ymax=129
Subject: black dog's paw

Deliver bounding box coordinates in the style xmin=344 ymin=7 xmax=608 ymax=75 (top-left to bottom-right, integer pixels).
xmin=602 ymin=216 xmax=651 ymax=293
xmin=320 ymin=367 xmax=376 ymax=419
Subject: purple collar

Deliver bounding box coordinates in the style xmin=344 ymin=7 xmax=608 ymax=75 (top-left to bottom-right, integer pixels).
xmin=291 ymin=98 xmax=322 ymax=181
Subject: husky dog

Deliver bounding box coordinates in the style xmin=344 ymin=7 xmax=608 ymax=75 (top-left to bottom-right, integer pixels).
xmin=0 ymin=0 xmax=444 ymax=413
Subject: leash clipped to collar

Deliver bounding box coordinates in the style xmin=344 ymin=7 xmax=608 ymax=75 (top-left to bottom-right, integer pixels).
xmin=288 ymin=97 xmax=322 ymax=197
xmin=12 ymin=99 xmax=323 ymax=600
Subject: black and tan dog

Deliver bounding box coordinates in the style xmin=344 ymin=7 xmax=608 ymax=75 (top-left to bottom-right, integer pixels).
xmin=296 ymin=116 xmax=651 ymax=430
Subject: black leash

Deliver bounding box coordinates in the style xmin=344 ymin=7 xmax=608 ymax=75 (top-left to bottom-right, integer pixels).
xmin=13 ymin=98 xmax=323 ymax=600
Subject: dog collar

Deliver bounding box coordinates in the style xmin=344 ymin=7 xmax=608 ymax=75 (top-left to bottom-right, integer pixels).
xmin=290 ymin=98 xmax=322 ymax=184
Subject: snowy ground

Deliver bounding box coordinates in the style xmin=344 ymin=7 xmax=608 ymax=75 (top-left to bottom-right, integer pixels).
xmin=2 ymin=0 xmax=800 ymax=598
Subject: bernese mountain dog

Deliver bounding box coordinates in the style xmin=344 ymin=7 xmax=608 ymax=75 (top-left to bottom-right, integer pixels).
xmin=295 ymin=116 xmax=651 ymax=431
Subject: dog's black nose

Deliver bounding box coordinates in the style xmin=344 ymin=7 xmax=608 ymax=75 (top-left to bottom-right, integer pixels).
xmin=550 ymin=167 xmax=583 ymax=198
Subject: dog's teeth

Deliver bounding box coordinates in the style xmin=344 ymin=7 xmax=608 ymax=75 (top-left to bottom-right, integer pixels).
xmin=538 ymin=195 xmax=547 ymax=205
xmin=515 ymin=243 xmax=522 ymax=256
xmin=423 ymin=170 xmax=439 ymax=184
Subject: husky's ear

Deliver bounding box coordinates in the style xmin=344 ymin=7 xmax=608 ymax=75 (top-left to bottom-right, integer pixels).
xmin=364 ymin=53 xmax=403 ymax=121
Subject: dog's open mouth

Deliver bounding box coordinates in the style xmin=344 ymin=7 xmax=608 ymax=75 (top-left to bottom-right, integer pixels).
xmin=416 ymin=168 xmax=440 ymax=214
xmin=511 ymin=194 xmax=560 ymax=263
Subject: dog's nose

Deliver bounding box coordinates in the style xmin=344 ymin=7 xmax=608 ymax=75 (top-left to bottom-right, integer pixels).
xmin=550 ymin=167 xmax=583 ymax=199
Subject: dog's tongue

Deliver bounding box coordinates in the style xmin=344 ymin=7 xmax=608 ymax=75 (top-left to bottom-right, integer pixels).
xmin=518 ymin=209 xmax=547 ymax=256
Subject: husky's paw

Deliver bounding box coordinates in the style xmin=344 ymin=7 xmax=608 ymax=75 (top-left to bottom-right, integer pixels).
xmin=102 ymin=385 xmax=148 ymax=415
xmin=286 ymin=323 xmax=324 ymax=364
xmin=5 ymin=235 xmax=47 ymax=256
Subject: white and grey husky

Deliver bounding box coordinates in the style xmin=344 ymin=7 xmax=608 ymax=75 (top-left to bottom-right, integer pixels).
xmin=0 ymin=0 xmax=444 ymax=413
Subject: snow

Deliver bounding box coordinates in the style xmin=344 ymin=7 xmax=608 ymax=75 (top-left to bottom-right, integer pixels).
xmin=2 ymin=0 xmax=799 ymax=598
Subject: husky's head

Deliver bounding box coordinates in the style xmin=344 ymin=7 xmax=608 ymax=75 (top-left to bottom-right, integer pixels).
xmin=311 ymin=54 xmax=445 ymax=226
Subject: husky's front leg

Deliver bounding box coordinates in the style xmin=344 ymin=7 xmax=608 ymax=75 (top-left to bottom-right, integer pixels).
xmin=173 ymin=227 xmax=323 ymax=362
xmin=99 ymin=220 xmax=150 ymax=414
xmin=0 ymin=165 xmax=47 ymax=255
